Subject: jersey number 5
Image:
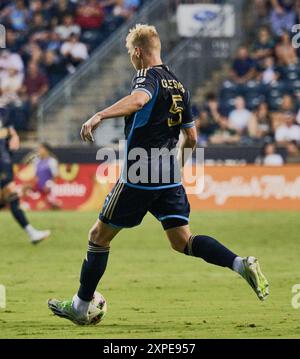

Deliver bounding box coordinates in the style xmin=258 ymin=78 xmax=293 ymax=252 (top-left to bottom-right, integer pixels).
xmin=168 ymin=94 xmax=183 ymax=127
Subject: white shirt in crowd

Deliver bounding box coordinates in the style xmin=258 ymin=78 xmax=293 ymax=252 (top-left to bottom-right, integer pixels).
xmin=0 ymin=52 xmax=24 ymax=80
xmin=55 ymin=25 xmax=81 ymax=40
xmin=263 ymin=154 xmax=284 ymax=166
xmin=60 ymin=41 xmax=88 ymax=60
xmin=228 ymin=109 xmax=252 ymax=131
xmin=275 ymin=124 xmax=300 ymax=142
xmin=0 ymin=71 xmax=23 ymax=105
xmin=0 ymin=72 xmax=23 ymax=94
xmin=262 ymin=68 xmax=277 ymax=84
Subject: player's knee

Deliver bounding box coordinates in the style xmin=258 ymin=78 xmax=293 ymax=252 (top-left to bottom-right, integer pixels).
xmin=6 ymin=192 xmax=19 ymax=205
xmin=88 ymin=223 xmax=112 ymax=247
xmin=89 ymin=226 xmax=103 ymax=245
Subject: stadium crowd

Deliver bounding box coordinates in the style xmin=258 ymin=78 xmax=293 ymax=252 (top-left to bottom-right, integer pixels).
xmin=196 ymin=0 xmax=300 ymax=163
xmin=0 ymin=0 xmax=142 ymax=131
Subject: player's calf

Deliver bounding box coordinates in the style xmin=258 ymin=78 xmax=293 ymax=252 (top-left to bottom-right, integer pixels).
xmin=4 ymin=189 xmax=50 ymax=244
xmin=6 ymin=192 xmax=29 ymax=229
xmin=73 ymin=220 xmax=120 ymax=318
xmin=166 ymin=227 xmax=269 ymax=300
xmin=166 ymin=225 xmax=191 ymax=253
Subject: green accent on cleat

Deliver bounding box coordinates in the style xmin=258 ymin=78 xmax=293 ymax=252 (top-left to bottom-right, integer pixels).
xmin=242 ymin=256 xmax=269 ymax=301
xmin=47 ymin=299 xmax=89 ymax=326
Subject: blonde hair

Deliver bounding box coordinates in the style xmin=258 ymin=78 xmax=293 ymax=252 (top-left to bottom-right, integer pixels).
xmin=126 ymin=24 xmax=161 ymax=54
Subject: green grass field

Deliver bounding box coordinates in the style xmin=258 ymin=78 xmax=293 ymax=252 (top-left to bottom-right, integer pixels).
xmin=0 ymin=211 xmax=299 ymax=339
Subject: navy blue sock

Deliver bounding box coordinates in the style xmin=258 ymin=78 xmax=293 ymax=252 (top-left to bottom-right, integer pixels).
xmin=184 ymin=235 xmax=237 ymax=269
xmin=77 ymin=241 xmax=110 ymax=302
xmin=8 ymin=194 xmax=29 ymax=228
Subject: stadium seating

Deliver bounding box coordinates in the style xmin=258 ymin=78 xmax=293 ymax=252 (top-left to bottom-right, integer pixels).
xmin=196 ymin=0 xmax=300 ymax=156
xmin=0 ymin=0 xmax=143 ymax=131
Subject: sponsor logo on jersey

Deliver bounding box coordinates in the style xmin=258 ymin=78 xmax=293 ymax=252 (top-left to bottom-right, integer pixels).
xmin=136 ymin=77 xmax=146 ymax=84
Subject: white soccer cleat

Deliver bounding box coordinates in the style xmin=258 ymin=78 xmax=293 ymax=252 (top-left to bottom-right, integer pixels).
xmin=241 ymin=256 xmax=269 ymax=301
xmin=29 ymin=229 xmax=51 ymax=245
xmin=48 ymin=292 xmax=106 ymax=326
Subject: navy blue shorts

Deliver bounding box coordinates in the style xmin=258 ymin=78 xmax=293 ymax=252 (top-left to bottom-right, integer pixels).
xmin=99 ymin=182 xmax=190 ymax=230
xmin=0 ymin=162 xmax=13 ymax=189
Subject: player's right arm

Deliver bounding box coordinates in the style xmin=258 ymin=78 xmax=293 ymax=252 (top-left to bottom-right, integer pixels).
xmin=81 ymin=69 xmax=157 ymax=143
xmin=80 ymin=91 xmax=150 ymax=143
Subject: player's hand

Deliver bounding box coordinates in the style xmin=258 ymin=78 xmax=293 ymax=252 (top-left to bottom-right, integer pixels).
xmin=80 ymin=113 xmax=102 ymax=143
xmin=9 ymin=135 xmax=20 ymax=151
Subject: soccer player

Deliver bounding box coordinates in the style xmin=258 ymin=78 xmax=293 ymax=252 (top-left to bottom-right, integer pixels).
xmin=48 ymin=24 xmax=269 ymax=325
xmin=23 ymin=143 xmax=61 ymax=210
xmin=0 ymin=112 xmax=51 ymax=244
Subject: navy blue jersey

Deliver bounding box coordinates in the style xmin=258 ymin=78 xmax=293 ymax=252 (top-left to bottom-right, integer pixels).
xmin=0 ymin=113 xmax=12 ymax=164
xmin=122 ymin=64 xmax=195 ymax=189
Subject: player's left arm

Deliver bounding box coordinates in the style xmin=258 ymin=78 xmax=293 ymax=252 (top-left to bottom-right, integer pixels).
xmin=8 ymin=127 xmax=20 ymax=151
xmin=178 ymin=126 xmax=197 ymax=168
xmin=178 ymin=90 xmax=197 ymax=168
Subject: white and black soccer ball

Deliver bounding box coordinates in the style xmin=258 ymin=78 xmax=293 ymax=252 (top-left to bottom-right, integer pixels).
xmin=88 ymin=291 xmax=107 ymax=325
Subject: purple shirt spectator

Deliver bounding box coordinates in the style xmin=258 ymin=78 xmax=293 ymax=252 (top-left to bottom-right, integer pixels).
xmin=270 ymin=5 xmax=296 ymax=35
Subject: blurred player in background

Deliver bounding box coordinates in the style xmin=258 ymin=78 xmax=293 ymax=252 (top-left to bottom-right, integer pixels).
xmin=48 ymin=24 xmax=269 ymax=325
xmin=23 ymin=143 xmax=61 ymax=210
xmin=0 ymin=110 xmax=50 ymax=244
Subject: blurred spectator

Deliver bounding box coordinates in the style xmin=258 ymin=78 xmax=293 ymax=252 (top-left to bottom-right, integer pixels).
xmin=270 ymin=0 xmax=296 ymax=36
xmin=254 ymin=0 xmax=271 ymax=26
xmin=209 ymin=116 xmax=240 ymax=145
xmin=286 ymin=140 xmax=300 ymax=163
xmin=51 ymin=0 xmax=76 ymax=22
xmin=28 ymin=12 xmax=50 ymax=44
xmin=23 ymin=61 xmax=49 ymax=108
xmin=46 ymin=31 xmax=62 ymax=53
xmin=248 ymin=102 xmax=273 ymax=141
xmin=6 ymin=28 xmax=22 ymax=52
xmin=256 ymin=142 xmax=284 ymax=165
xmin=42 ymin=50 xmax=68 ymax=88
xmin=0 ymin=49 xmax=24 ymax=78
xmin=29 ymin=0 xmax=53 ymax=23
xmin=260 ymin=56 xmax=278 ymax=84
xmin=113 ymin=0 xmax=141 ymax=20
xmin=75 ymin=0 xmax=105 ymax=31
xmin=230 ymin=46 xmax=256 ymax=84
xmin=61 ymin=33 xmax=89 ymax=73
xmin=196 ymin=93 xmax=221 ymax=141
xmin=275 ymin=30 xmax=298 ymax=66
xmin=252 ymin=27 xmax=275 ymax=63
xmin=100 ymin=0 xmax=119 ymax=13
xmin=0 ymin=66 xmax=23 ymax=103
xmin=55 ymin=13 xmax=81 ymax=41
xmin=2 ymin=0 xmax=29 ymax=32
xmin=228 ymin=96 xmax=254 ymax=134
xmin=22 ymin=41 xmax=43 ymax=65
xmin=280 ymin=94 xmax=296 ymax=112
xmin=272 ymin=94 xmax=296 ymax=128
xmin=275 ymin=111 xmax=300 ymax=144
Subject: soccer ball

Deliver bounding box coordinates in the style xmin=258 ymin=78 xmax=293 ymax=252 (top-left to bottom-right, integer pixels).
xmin=88 ymin=291 xmax=107 ymax=325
